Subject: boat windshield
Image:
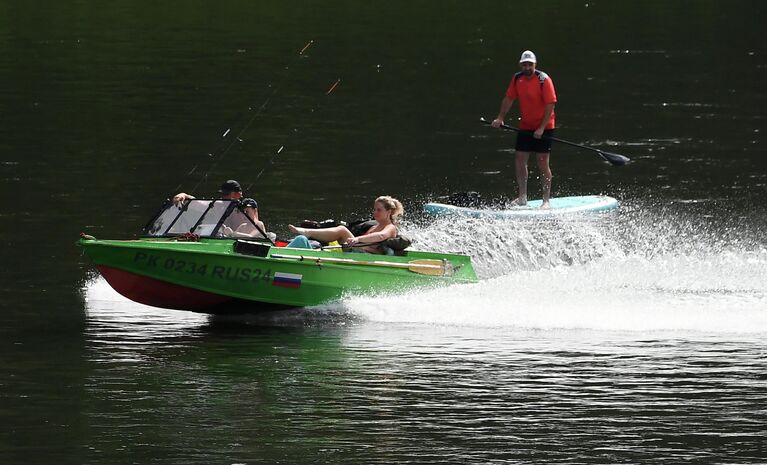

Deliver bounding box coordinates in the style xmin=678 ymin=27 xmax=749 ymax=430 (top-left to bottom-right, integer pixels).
xmin=143 ymin=199 xmax=266 ymax=239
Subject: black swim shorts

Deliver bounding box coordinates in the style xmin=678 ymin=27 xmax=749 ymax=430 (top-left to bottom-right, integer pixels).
xmin=515 ymin=129 xmax=554 ymax=153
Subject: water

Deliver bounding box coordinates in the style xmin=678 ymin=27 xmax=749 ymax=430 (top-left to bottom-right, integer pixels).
xmin=68 ymin=204 xmax=767 ymax=463
xmin=2 ymin=1 xmax=767 ymax=463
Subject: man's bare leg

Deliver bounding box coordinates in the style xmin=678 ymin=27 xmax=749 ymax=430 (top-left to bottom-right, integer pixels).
xmin=536 ymin=152 xmax=552 ymax=208
xmin=511 ymin=150 xmax=530 ymax=206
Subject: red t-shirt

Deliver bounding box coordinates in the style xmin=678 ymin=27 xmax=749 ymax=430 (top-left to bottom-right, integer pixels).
xmin=505 ymin=71 xmax=557 ymax=130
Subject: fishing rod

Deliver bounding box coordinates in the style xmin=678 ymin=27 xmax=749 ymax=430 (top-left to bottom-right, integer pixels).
xmin=244 ymin=76 xmax=342 ymax=191
xmin=179 ymin=40 xmax=316 ymax=194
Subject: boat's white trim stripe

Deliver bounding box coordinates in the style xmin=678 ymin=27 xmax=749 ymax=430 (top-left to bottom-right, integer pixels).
xmin=273 ymin=272 xmax=303 ymax=288
xmin=275 ymin=272 xmax=302 ymax=281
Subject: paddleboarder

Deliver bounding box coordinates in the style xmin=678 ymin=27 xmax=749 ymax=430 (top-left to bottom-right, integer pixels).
xmin=492 ymin=50 xmax=557 ymax=208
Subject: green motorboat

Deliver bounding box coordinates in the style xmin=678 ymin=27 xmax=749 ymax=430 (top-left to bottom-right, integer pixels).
xmin=79 ymin=199 xmax=478 ymax=314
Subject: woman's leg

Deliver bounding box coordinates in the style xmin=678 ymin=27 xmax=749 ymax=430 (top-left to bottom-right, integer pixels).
xmin=286 ymin=234 xmax=312 ymax=249
xmin=288 ymin=225 xmax=354 ymax=243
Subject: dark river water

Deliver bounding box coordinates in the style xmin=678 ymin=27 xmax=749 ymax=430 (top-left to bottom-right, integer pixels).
xmin=1 ymin=1 xmax=766 ymax=464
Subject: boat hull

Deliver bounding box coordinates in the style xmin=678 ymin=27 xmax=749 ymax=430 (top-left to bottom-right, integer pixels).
xmin=424 ymin=195 xmax=619 ymax=218
xmin=80 ymin=238 xmax=477 ymax=313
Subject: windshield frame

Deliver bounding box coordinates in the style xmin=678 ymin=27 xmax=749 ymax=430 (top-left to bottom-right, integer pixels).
xmin=141 ymin=198 xmax=265 ymax=239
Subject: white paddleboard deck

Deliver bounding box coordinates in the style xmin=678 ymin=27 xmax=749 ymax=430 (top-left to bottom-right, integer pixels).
xmin=424 ymin=195 xmax=619 ymax=219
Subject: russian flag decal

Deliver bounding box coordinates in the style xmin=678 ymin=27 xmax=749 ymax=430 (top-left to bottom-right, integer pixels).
xmin=272 ymin=272 xmax=302 ymax=288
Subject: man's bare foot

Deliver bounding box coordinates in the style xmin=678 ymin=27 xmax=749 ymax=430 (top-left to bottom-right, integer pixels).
xmin=288 ymin=224 xmax=304 ymax=235
xmin=509 ymin=197 xmax=528 ymax=207
xmin=541 ymin=201 xmax=551 ymax=209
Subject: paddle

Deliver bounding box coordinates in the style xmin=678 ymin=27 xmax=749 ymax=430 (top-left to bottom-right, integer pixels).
xmin=320 ymin=241 xmax=382 ymax=251
xmin=480 ymin=117 xmax=630 ymax=166
xmin=270 ymin=253 xmax=451 ymax=277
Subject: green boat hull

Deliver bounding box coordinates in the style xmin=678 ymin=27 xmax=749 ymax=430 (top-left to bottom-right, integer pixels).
xmin=79 ymin=237 xmax=477 ymax=313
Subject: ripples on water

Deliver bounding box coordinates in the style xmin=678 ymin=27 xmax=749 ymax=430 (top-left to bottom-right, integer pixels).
xmin=78 ymin=203 xmax=767 ymax=463
xmin=83 ymin=294 xmax=767 ymax=463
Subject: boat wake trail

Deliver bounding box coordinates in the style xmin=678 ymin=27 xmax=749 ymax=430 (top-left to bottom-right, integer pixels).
xmin=340 ymin=202 xmax=767 ymax=333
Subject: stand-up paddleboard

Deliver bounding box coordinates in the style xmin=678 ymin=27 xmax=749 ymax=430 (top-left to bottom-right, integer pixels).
xmin=424 ymin=195 xmax=619 ymax=219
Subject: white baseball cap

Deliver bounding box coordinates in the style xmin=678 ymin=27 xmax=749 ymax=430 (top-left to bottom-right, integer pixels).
xmin=519 ymin=50 xmax=537 ymax=64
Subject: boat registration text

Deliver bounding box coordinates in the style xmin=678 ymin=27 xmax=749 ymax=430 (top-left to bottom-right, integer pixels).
xmin=133 ymin=252 xmax=274 ymax=282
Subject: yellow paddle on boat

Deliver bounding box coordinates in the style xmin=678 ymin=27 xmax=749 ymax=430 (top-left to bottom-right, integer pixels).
xmin=270 ymin=254 xmax=452 ymax=277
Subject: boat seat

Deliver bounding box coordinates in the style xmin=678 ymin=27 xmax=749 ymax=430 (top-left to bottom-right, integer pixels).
xmin=233 ymin=240 xmax=271 ymax=257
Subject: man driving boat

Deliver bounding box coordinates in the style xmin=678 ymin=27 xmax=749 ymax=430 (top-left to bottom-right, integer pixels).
xmin=174 ymin=179 xmax=268 ymax=238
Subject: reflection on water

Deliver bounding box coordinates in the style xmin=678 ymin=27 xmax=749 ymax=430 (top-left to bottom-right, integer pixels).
xmin=84 ymin=277 xmax=208 ymax=357
xmin=82 ymin=276 xmax=766 ymax=464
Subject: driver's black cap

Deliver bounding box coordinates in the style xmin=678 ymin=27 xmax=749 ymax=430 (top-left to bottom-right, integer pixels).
xmin=240 ymin=198 xmax=258 ymax=209
xmin=219 ymin=179 xmax=242 ymax=194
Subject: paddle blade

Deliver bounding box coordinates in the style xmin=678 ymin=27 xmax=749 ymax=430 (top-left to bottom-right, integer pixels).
xmin=598 ymin=150 xmax=631 ymax=166
xmin=408 ymin=259 xmax=450 ymax=277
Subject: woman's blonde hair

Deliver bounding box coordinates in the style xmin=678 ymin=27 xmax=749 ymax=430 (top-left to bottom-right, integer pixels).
xmin=375 ymin=195 xmax=404 ymax=224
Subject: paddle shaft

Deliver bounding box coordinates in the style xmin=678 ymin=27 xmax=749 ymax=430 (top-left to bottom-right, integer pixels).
xmin=321 ymin=241 xmax=382 ymax=250
xmin=480 ymin=117 xmax=630 ymax=166
xmin=270 ymin=253 xmax=447 ymax=276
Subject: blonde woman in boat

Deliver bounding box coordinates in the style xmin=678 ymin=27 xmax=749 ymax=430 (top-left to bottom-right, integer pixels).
xmin=288 ymin=196 xmax=404 ymax=254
